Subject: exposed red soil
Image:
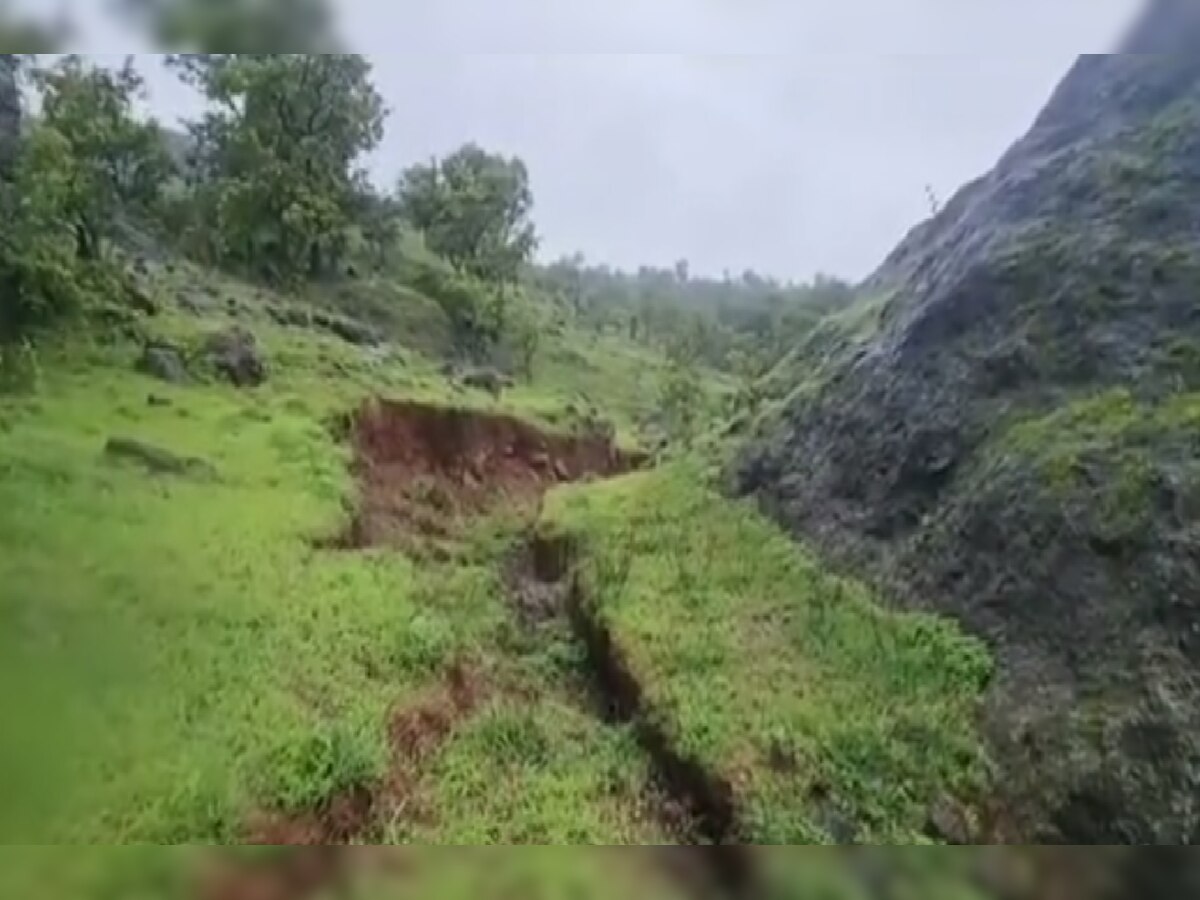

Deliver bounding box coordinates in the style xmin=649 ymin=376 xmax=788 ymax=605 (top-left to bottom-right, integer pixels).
xmin=203 ymin=664 xmax=485 ymax=900
xmin=338 ymin=398 xmax=644 ymax=549
xmin=377 ymin=661 xmax=485 ymax=827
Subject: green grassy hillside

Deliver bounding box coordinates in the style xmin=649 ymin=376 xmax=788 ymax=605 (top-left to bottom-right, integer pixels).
xmin=1 ymin=258 xmax=990 ymax=876
xmin=542 ymin=466 xmax=991 ymax=844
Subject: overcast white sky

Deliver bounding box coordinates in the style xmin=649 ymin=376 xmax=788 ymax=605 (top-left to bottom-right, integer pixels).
xmin=40 ymin=0 xmax=1142 ymax=280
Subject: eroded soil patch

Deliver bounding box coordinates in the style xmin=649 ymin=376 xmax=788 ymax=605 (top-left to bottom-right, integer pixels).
xmin=337 ymin=398 xmax=643 ymax=549
xmin=207 ymin=664 xmax=485 ymax=900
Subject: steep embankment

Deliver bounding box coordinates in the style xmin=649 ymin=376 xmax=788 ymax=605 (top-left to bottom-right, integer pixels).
xmin=735 ymin=6 xmax=1200 ymax=842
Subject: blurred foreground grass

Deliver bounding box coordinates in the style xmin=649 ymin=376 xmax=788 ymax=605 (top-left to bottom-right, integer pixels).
xmin=0 ymin=846 xmax=1168 ymax=900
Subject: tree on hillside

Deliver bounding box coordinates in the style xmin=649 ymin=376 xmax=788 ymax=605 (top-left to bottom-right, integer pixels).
xmin=32 ymin=56 xmax=171 ymax=260
xmin=351 ymin=185 xmax=401 ymax=273
xmin=0 ymin=125 xmax=102 ymax=345
xmin=396 ymin=144 xmax=538 ymax=288
xmin=119 ymin=0 xmax=338 ymax=51
xmin=171 ymin=53 xmax=385 ymax=282
xmin=405 ymin=257 xmax=503 ymax=361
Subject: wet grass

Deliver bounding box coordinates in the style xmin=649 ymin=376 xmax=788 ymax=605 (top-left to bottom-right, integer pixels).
xmin=0 ymin=352 xmax=439 ymax=841
xmin=0 ymin=270 xmax=687 ymax=843
xmin=541 ymin=464 xmax=993 ymax=843
xmin=2 ymin=262 xmax=989 ymax=853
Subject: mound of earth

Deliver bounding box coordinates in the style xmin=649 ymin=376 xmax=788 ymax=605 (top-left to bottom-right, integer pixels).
xmin=341 ymin=399 xmax=642 ymax=548
xmin=734 ymin=2 xmax=1200 ymax=843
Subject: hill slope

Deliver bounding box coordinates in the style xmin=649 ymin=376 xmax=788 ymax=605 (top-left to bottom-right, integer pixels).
xmin=1 ymin=245 xmax=993 ymax=859
xmin=734 ymin=5 xmax=1200 ymax=842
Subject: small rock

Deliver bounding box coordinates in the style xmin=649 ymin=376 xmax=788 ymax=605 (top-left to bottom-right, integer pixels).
xmin=203 ymin=327 xmax=267 ymax=388
xmin=137 ymin=342 xmax=189 ymax=384
xmin=104 ymin=437 xmax=216 ymax=479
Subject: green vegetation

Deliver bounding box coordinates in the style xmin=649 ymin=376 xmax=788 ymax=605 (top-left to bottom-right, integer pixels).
xmin=0 ymin=239 xmax=703 ymax=840
xmin=542 ymin=465 xmax=992 ymax=843
xmin=0 ymin=287 xmax=990 ymax=846
xmin=33 ymin=57 xmax=170 ymax=262
xmin=396 ymin=144 xmax=538 ymax=289
xmin=987 ymin=388 xmax=1200 ymax=543
xmin=397 ymin=698 xmax=665 ymax=844
xmin=169 ymin=53 xmax=386 ymax=283
xmin=0 ymin=45 xmax=996 ymax=870
xmin=1 ymin=341 xmax=401 ymax=841
xmin=0 ymin=54 xmax=162 ymax=343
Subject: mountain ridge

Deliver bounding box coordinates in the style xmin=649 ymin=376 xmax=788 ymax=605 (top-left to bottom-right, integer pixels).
xmin=735 ymin=3 xmax=1200 ymax=842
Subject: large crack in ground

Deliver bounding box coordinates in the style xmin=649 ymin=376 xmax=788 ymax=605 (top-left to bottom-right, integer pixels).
xmin=189 ymin=399 xmax=1178 ymax=899
xmin=510 ymin=531 xmax=759 ymax=900
xmin=198 ymin=401 xmax=662 ymax=896
xmin=332 ymin=397 xmax=644 ymax=552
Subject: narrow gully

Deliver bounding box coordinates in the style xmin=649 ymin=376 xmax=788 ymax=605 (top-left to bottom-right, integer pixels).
xmin=521 ymin=532 xmax=760 ymax=899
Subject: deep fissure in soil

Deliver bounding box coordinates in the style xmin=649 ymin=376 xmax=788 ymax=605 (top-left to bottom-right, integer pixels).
xmin=210 ymin=401 xmax=754 ymax=896
xmin=516 ymin=531 xmax=758 ymax=899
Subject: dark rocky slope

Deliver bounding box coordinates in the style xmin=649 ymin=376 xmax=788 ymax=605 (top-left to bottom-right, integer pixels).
xmin=735 ymin=2 xmax=1200 ymax=843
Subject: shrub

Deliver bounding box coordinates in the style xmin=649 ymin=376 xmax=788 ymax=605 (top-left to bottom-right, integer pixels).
xmin=404 ymin=256 xmax=503 ymax=360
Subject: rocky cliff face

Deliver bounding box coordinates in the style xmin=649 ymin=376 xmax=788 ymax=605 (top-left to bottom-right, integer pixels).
xmin=735 ymin=1 xmax=1200 ymax=843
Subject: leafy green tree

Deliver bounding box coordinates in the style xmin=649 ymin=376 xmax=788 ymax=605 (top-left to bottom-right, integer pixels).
xmin=0 ymin=126 xmax=89 ymax=342
xmin=32 ymin=56 xmax=171 ymax=260
xmin=396 ymin=144 xmax=538 ymax=287
xmin=171 ymin=53 xmax=385 ymax=282
xmin=406 ymin=257 xmax=502 ymax=361
xmin=352 ymin=186 xmax=401 ymax=273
